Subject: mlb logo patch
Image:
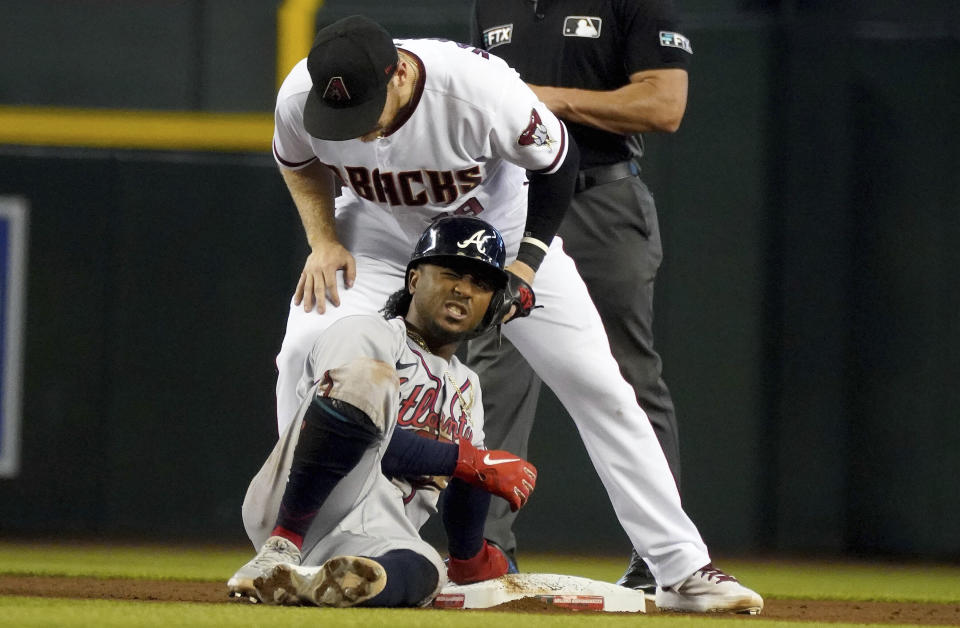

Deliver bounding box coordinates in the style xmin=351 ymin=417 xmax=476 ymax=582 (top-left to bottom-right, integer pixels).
xmin=563 ymin=16 xmax=601 ymax=38
xmin=659 ymin=31 xmax=693 ymax=54
xmin=483 ymin=24 xmax=513 ymax=50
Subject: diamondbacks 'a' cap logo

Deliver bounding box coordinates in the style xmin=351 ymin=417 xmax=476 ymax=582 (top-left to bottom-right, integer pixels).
xmin=322 ymin=77 xmax=351 ymax=103
xmin=458 ymin=230 xmax=493 ymax=254
xmin=517 ymin=108 xmax=554 ymax=148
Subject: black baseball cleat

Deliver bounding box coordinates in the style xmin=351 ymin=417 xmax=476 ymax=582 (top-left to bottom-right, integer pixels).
xmin=615 ymin=549 xmax=657 ymax=598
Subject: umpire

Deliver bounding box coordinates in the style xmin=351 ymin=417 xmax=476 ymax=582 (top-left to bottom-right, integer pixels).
xmin=468 ymin=0 xmax=693 ymax=594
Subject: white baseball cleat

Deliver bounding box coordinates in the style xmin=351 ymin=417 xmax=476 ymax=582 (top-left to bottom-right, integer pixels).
xmin=227 ymin=536 xmax=302 ymax=603
xmin=255 ymin=555 xmax=387 ymax=607
xmin=655 ymin=563 xmax=763 ymax=614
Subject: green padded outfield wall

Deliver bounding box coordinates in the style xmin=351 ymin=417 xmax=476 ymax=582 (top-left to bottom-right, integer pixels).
xmin=0 ymin=150 xmax=302 ymax=539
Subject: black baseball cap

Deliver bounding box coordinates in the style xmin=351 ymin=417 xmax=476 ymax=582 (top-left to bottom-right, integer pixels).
xmin=302 ymin=15 xmax=399 ymax=141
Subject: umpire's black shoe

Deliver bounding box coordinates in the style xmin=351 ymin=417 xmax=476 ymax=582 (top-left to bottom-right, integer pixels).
xmin=615 ymin=549 xmax=656 ymax=597
xmin=486 ymin=540 xmax=519 ymax=574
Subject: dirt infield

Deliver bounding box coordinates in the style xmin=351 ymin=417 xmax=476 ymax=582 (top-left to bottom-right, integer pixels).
xmin=3 ymin=575 xmax=959 ymax=625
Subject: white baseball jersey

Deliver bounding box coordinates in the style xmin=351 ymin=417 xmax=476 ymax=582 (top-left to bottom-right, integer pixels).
xmin=242 ymin=314 xmax=485 ymax=601
xmin=270 ymin=37 xmax=716 ymax=588
xmin=274 ymin=38 xmax=569 ymax=261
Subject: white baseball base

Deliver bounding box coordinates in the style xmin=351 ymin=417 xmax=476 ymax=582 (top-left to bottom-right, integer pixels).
xmin=433 ymin=573 xmax=646 ymax=612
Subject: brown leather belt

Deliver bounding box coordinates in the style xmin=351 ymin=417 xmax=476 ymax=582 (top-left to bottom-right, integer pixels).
xmin=575 ymin=160 xmax=640 ymax=193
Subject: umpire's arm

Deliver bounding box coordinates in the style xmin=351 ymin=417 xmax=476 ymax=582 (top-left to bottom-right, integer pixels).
xmin=528 ymin=68 xmax=688 ymax=135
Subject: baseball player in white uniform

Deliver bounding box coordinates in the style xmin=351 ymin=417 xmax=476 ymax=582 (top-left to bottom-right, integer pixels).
xmin=229 ymin=218 xmax=537 ymax=606
xmin=267 ymin=15 xmax=762 ymax=613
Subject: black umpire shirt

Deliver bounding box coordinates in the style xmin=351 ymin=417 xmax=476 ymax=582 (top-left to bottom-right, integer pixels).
xmin=471 ymin=0 xmax=692 ymax=168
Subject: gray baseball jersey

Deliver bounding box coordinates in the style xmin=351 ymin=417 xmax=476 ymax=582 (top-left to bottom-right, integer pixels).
xmin=241 ymin=314 xmax=485 ymax=600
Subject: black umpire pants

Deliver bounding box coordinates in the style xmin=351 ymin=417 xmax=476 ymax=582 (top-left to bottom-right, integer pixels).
xmin=465 ymin=171 xmax=681 ymax=555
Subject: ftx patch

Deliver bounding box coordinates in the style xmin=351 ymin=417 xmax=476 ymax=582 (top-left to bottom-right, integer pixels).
xmin=482 ymin=24 xmax=513 ymax=49
xmin=659 ymin=31 xmax=693 ymax=54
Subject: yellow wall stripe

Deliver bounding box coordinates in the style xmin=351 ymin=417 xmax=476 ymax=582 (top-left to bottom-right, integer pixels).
xmin=0 ymin=106 xmax=274 ymax=152
xmin=277 ymin=0 xmax=324 ymax=89
xmin=0 ymin=1 xmax=323 ymax=151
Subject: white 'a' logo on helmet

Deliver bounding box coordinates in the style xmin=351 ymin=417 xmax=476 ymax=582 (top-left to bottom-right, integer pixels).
xmin=457 ymin=230 xmax=493 ymax=254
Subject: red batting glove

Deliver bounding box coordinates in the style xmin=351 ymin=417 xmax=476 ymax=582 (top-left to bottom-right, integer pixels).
xmin=453 ymin=439 xmax=537 ymax=511
xmin=447 ymin=540 xmax=509 ymax=584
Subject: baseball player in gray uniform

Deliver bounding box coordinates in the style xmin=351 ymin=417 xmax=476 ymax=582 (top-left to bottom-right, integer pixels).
xmin=228 ymin=217 xmax=537 ymax=606
xmin=266 ymin=14 xmax=762 ymax=613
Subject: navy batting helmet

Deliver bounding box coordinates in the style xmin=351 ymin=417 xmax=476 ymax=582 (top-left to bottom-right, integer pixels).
xmin=407 ymin=216 xmax=509 ymax=290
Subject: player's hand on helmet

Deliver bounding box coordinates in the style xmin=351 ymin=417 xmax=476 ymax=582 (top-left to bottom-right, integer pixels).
xmin=296 ymin=242 xmax=356 ymax=313
xmin=447 ymin=539 xmax=510 ymax=584
xmin=453 ymin=438 xmax=537 ymax=512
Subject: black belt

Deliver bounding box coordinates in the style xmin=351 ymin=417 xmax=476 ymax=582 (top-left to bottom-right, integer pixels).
xmin=575 ymin=161 xmax=640 ymax=193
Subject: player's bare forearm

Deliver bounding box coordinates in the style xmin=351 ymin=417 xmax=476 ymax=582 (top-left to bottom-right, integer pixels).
xmin=280 ymin=162 xmax=339 ymax=249
xmin=280 ymin=163 xmax=356 ymax=311
xmin=530 ymin=68 xmax=688 ymax=135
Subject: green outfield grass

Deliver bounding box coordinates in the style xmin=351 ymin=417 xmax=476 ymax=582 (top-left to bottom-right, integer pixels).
xmin=0 ymin=596 xmax=878 ymax=628
xmin=2 ymin=542 xmax=958 ymax=627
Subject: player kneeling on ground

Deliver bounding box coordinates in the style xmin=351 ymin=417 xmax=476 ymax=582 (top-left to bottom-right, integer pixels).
xmin=228 ymin=217 xmax=536 ymax=607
